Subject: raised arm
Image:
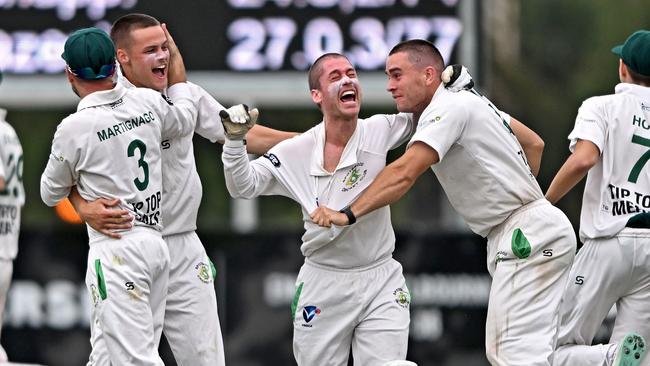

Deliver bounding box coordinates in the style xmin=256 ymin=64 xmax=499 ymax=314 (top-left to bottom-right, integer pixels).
xmin=510 ymin=117 xmax=545 ymax=177
xmin=311 ymin=142 xmax=438 ymax=226
xmin=545 ymin=139 xmax=599 ymax=204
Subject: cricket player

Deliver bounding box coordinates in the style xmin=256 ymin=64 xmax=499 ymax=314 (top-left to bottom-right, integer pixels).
xmin=40 ymin=27 xmax=199 ymax=365
xmin=547 ymin=30 xmax=650 ymax=366
xmin=0 ymin=71 xmax=25 ymax=364
xmin=310 ymin=40 xmax=577 ymax=366
xmin=67 ymin=13 xmax=295 ymax=366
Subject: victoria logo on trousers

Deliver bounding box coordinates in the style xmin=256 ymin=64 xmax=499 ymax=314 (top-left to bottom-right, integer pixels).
xmin=302 ymin=305 xmax=321 ymax=323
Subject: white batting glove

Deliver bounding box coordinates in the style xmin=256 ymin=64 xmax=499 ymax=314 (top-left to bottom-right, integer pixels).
xmin=219 ymin=104 xmax=259 ymax=140
xmin=442 ymin=64 xmax=474 ymax=92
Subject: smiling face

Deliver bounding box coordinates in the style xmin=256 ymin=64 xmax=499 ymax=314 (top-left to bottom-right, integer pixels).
xmin=311 ymin=56 xmax=361 ymax=120
xmin=116 ymin=25 xmax=169 ymax=92
xmin=385 ymin=51 xmax=435 ymax=115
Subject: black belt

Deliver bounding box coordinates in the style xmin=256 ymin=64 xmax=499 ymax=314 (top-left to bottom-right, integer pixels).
xmin=626 ymin=212 xmax=650 ymax=228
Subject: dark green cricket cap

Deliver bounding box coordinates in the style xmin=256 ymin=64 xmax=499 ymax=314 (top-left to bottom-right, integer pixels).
xmin=61 ymin=28 xmax=116 ymax=80
xmin=612 ymin=30 xmax=650 ymax=77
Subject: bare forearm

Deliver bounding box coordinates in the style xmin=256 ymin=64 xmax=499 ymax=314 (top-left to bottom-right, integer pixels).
xmin=67 ymin=186 xmax=86 ymax=212
xmin=246 ymin=125 xmax=298 ymax=155
xmin=522 ymin=142 xmax=544 ymax=177
xmin=350 ymin=164 xmax=416 ymax=217
xmin=0 ymin=177 xmax=4 ymax=192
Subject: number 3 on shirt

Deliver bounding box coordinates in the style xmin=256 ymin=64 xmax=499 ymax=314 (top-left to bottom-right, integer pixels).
xmin=127 ymin=139 xmax=149 ymax=191
xmin=628 ymin=134 xmax=650 ymax=183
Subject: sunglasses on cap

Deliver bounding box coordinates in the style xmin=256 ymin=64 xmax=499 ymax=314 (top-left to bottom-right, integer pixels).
xmin=66 ymin=63 xmax=116 ymax=80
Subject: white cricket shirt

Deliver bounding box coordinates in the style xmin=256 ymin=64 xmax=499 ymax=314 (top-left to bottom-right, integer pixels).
xmin=223 ymin=114 xmax=414 ymax=268
xmin=409 ymin=85 xmax=543 ymax=237
xmin=0 ymin=109 xmax=24 ymax=260
xmin=40 ymin=82 xmax=197 ymax=242
xmin=569 ymin=83 xmax=650 ymax=241
xmin=118 ymin=75 xmax=226 ymax=236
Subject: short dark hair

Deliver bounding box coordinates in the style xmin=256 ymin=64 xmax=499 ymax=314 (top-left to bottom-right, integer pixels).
xmin=308 ymin=53 xmax=350 ymax=91
xmin=628 ymin=64 xmax=650 ymax=86
xmin=389 ymin=39 xmax=445 ymax=74
xmin=110 ymin=13 xmax=160 ymax=49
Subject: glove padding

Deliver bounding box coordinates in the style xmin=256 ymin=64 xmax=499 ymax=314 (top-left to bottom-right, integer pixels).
xmin=442 ymin=64 xmax=474 ymax=92
xmin=219 ymin=104 xmax=258 ymax=140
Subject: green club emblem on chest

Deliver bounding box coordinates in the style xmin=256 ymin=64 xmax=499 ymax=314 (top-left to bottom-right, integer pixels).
xmin=341 ymin=163 xmax=367 ymax=192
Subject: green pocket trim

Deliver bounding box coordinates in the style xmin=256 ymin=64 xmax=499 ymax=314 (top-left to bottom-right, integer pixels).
xmin=511 ymin=228 xmax=532 ymax=259
xmin=95 ymin=259 xmax=107 ymax=300
xmin=291 ymin=282 xmax=304 ymax=321
xmin=209 ymin=259 xmax=217 ymax=281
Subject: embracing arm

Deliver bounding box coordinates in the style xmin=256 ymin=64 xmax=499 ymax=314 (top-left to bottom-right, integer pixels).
xmin=0 ymin=177 xmax=4 ymax=192
xmin=545 ymin=139 xmax=600 ymax=204
xmin=246 ymin=125 xmax=298 ymax=155
xmin=311 ymin=142 xmax=439 ymax=226
xmin=510 ymin=117 xmax=545 ymax=177
xmin=68 ymin=186 xmax=132 ymax=239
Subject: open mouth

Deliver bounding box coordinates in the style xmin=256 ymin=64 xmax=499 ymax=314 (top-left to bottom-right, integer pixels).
xmin=340 ymin=90 xmax=357 ymax=103
xmin=152 ymin=65 xmax=166 ymax=78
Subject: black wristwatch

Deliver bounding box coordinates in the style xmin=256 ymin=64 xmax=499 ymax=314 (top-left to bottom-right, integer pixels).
xmin=339 ymin=206 xmax=357 ymax=225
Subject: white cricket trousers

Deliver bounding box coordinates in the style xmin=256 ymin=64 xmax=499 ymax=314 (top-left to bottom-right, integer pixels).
xmin=85 ymin=226 xmax=169 ymax=366
xmin=554 ymin=228 xmax=650 ymax=366
xmin=162 ymin=231 xmax=225 ymax=366
xmin=0 ymin=259 xmax=12 ymax=362
xmin=485 ymin=199 xmax=577 ymax=366
xmin=292 ymin=256 xmax=410 ymax=366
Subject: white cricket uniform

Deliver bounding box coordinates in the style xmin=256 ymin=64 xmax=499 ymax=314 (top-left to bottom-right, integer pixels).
xmin=40 ymin=82 xmax=197 ymax=366
xmin=0 ymin=109 xmax=24 ymax=362
xmin=410 ymin=85 xmax=577 ymax=366
xmin=119 ymin=74 xmax=227 ymax=366
xmin=554 ymin=83 xmax=650 ymax=366
xmin=222 ymin=114 xmax=415 ymax=366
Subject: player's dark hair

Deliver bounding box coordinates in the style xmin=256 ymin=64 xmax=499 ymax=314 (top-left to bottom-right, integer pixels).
xmin=627 ymin=64 xmax=650 ymax=86
xmin=111 ymin=13 xmax=160 ymax=49
xmin=308 ymin=53 xmax=350 ymax=91
xmin=389 ymin=39 xmax=445 ymax=75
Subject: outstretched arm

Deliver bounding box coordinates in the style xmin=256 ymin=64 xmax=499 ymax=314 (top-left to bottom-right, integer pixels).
xmin=246 ymin=125 xmax=299 ymax=155
xmin=510 ymin=117 xmax=545 ymax=177
xmin=68 ymin=186 xmax=133 ymax=239
xmin=545 ymin=139 xmax=599 ymax=204
xmin=311 ymin=142 xmax=439 ymax=227
xmin=0 ymin=177 xmax=4 ymax=192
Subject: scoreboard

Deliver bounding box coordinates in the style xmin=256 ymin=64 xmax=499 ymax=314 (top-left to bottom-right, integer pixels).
xmin=0 ymin=0 xmax=463 ymax=74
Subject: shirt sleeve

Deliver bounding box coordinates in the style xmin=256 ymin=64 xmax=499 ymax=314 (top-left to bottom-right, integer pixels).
xmin=187 ymin=82 xmax=226 ymax=144
xmin=568 ymin=97 xmax=606 ymax=153
xmin=158 ymin=83 xmax=199 ymax=140
xmin=221 ymin=139 xmax=288 ymax=199
xmin=408 ymin=102 xmax=468 ymax=161
xmin=40 ymin=119 xmax=81 ymax=207
xmin=384 ymin=113 xmax=416 ymax=150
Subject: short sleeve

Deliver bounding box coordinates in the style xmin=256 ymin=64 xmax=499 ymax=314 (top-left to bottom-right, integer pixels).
xmin=568 ymin=97 xmax=606 ymax=153
xmin=408 ymin=102 xmax=468 ymax=161
xmin=40 ymin=119 xmax=82 ymax=206
xmin=188 ymin=82 xmax=226 ymax=143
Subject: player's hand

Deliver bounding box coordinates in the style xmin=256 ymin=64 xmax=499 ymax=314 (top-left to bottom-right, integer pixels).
xmin=442 ymin=64 xmax=474 ymax=92
xmin=77 ymin=198 xmax=133 ymax=239
xmin=162 ymin=23 xmax=187 ymax=86
xmin=310 ymin=206 xmax=349 ymax=227
xmin=220 ymin=104 xmax=259 ymax=140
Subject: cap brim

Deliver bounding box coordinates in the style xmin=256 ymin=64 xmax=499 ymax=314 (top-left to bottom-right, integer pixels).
xmin=612 ymin=44 xmax=624 ymax=57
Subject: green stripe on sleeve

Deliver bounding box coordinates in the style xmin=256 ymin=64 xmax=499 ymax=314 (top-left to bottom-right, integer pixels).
xmin=209 ymin=259 xmax=217 ymax=281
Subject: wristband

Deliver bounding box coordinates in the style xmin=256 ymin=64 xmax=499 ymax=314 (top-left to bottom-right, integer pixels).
xmin=339 ymin=206 xmax=357 ymax=225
